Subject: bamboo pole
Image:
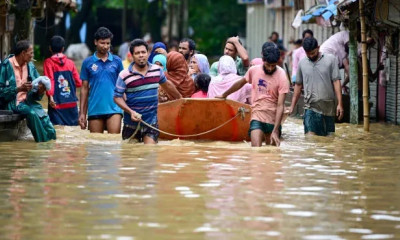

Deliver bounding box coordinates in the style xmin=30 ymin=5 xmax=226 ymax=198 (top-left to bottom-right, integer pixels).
xmin=359 ymin=0 xmax=369 ymax=131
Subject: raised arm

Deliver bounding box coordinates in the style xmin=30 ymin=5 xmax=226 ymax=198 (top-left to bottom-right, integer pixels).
xmin=228 ymin=37 xmax=249 ymax=67
xmin=216 ymin=77 xmax=247 ymax=99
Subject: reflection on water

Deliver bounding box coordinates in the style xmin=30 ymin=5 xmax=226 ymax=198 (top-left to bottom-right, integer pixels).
xmin=1 ymin=118 xmax=400 ymax=239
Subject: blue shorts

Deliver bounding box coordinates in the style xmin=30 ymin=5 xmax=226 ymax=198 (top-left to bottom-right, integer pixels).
xmin=248 ymin=120 xmax=281 ymax=136
xmin=48 ymin=106 xmax=78 ymax=126
xmin=303 ymin=109 xmax=335 ymax=136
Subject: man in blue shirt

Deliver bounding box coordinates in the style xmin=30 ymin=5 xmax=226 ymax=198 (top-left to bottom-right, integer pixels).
xmin=79 ymin=27 xmax=124 ymax=133
xmin=114 ymin=39 xmax=181 ymax=144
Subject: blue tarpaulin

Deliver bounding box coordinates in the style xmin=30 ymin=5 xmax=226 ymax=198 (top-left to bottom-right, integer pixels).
xmin=301 ymin=0 xmax=340 ymax=22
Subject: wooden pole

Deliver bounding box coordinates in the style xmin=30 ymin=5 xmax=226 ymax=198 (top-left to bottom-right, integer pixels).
xmin=359 ymin=0 xmax=369 ymax=131
xmin=349 ymin=17 xmax=359 ymax=124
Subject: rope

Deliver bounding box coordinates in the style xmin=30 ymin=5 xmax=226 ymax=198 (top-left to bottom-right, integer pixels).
xmin=128 ymin=121 xmax=142 ymax=142
xmin=127 ymin=107 xmax=249 ymax=138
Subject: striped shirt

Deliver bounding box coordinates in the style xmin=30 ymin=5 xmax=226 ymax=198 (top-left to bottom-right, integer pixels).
xmin=114 ymin=62 xmax=166 ymax=126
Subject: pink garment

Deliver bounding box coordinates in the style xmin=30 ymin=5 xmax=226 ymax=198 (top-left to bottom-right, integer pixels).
xmin=291 ymin=47 xmax=306 ymax=77
xmin=250 ymin=58 xmax=263 ymax=66
xmin=9 ymin=56 xmax=28 ymax=105
xmin=207 ymin=56 xmax=251 ymax=103
xmin=191 ymin=91 xmax=208 ymax=98
xmin=245 ymin=65 xmax=290 ymax=124
xmin=320 ymin=31 xmax=349 ymax=68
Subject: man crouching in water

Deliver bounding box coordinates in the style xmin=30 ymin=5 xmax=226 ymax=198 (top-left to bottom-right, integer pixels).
xmin=216 ymin=43 xmax=289 ymax=147
xmin=114 ymin=39 xmax=181 ymax=144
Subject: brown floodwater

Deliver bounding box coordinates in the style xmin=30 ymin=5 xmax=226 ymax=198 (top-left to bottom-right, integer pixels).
xmin=1 ymin=118 xmax=400 ymax=240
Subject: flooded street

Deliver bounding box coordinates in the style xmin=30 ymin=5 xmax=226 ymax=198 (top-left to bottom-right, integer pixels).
xmin=1 ymin=118 xmax=400 ymax=240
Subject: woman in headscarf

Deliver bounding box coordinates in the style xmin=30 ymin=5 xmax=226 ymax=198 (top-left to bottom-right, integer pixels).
xmin=250 ymin=58 xmax=263 ymax=67
xmin=159 ymin=51 xmax=195 ymax=102
xmin=189 ymin=54 xmax=210 ymax=79
xmin=207 ymin=55 xmax=252 ymax=104
xmin=148 ymin=42 xmax=167 ymax=63
xmin=152 ymin=54 xmax=167 ymax=71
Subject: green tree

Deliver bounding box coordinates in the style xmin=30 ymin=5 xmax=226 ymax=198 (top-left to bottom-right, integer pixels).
xmin=188 ymin=0 xmax=246 ymax=58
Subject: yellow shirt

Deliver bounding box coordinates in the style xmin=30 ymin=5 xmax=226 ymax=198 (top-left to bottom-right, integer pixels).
xmin=122 ymin=59 xmax=131 ymax=70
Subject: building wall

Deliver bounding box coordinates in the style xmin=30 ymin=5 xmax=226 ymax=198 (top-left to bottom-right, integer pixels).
xmin=369 ymin=47 xmax=379 ymax=119
xmin=386 ymin=54 xmax=399 ymax=123
xmin=245 ymin=4 xmax=339 ymax=60
xmin=245 ymin=4 xmax=275 ymax=59
xmin=245 ymin=2 xmax=400 ymax=124
xmin=397 ymin=54 xmax=400 ymax=124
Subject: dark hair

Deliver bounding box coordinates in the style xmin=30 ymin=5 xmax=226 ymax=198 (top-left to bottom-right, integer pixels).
xmin=302 ymin=29 xmax=314 ymax=39
xmin=303 ymin=37 xmax=319 ymax=52
xmin=294 ymin=39 xmax=303 ymax=45
xmin=94 ymin=27 xmax=113 ymax=40
xmin=50 ymin=35 xmax=65 ymax=53
xmin=277 ymin=44 xmax=287 ymax=52
xmin=270 ymin=31 xmax=279 ymax=38
xmin=14 ymin=40 xmax=31 ymax=56
xmin=168 ymin=41 xmax=178 ymax=51
xmin=194 ymin=73 xmax=211 ymax=93
xmin=344 ymin=42 xmax=349 ymax=54
xmin=262 ymin=45 xmax=280 ymax=64
xmin=226 ymin=37 xmax=243 ymax=47
xmin=261 ymin=41 xmax=276 ymax=53
xmin=129 ymin=38 xmax=148 ymax=54
xmin=180 ymin=38 xmax=196 ymax=51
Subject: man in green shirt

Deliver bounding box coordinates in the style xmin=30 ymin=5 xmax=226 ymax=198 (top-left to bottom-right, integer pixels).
xmin=210 ymin=36 xmax=249 ymax=77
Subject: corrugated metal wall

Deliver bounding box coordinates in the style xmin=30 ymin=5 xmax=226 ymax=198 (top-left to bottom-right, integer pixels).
xmin=369 ymin=48 xmax=378 ymax=119
xmin=385 ymin=54 xmax=398 ymax=123
xmin=246 ymin=4 xmax=340 ymax=60
xmin=246 ymin=4 xmax=275 ymax=60
xmin=245 ymin=3 xmax=400 ymax=124
xmin=397 ymin=54 xmax=400 ymax=124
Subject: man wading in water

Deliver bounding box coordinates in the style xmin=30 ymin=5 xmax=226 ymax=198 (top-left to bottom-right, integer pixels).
xmin=216 ymin=43 xmax=289 ymax=147
xmin=114 ymin=39 xmax=181 ymax=144
xmin=289 ymin=37 xmax=344 ymax=136
xmin=79 ymin=27 xmax=124 ymax=134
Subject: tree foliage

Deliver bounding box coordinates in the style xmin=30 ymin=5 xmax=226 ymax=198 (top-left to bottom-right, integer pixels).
xmin=82 ymin=0 xmax=246 ymax=56
xmin=188 ymin=0 xmax=246 ymax=58
xmin=31 ymin=0 xmax=245 ymax=57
